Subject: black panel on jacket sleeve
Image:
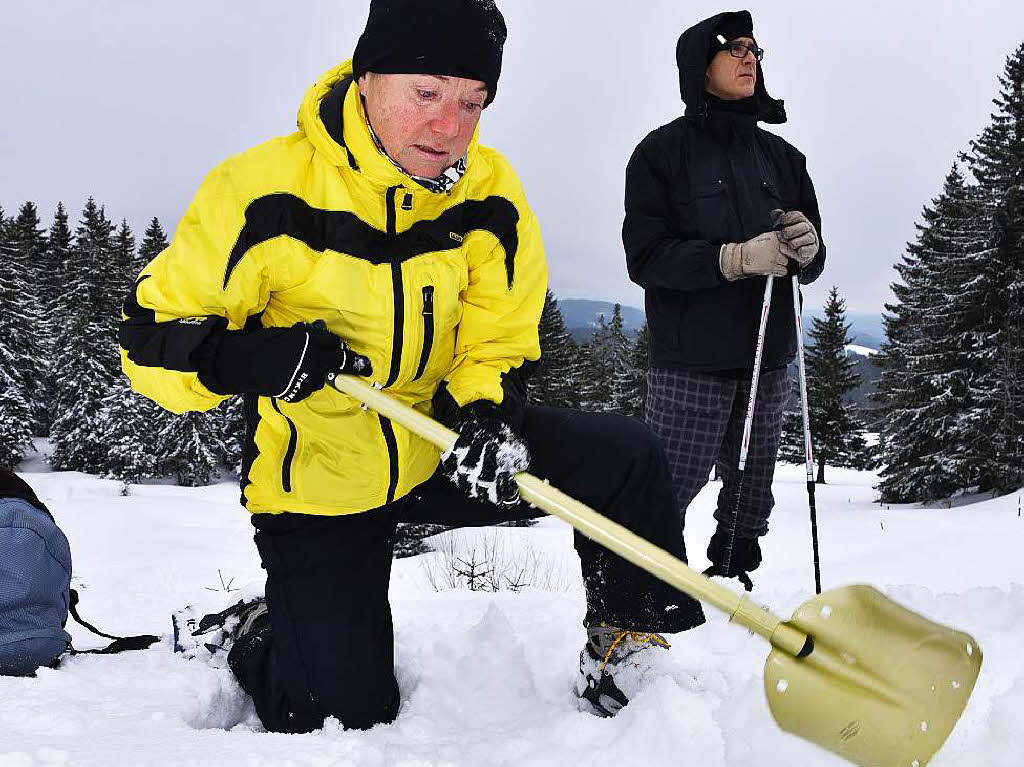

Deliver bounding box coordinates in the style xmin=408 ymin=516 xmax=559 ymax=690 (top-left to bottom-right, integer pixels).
xmin=119 ymin=276 xmax=229 ymax=373
xmin=432 ymin=360 xmax=536 ymax=433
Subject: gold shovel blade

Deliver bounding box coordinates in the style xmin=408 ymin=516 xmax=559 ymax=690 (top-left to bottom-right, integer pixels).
xmin=763 ymin=585 xmax=981 ymax=767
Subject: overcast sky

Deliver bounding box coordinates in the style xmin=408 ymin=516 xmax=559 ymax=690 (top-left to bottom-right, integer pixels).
xmin=2 ymin=0 xmax=1022 ymax=314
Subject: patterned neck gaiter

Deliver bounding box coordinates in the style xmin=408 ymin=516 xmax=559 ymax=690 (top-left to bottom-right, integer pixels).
xmin=365 ymin=114 xmax=467 ymax=194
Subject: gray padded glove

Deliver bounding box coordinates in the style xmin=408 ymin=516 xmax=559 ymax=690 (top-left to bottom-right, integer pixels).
xmin=719 ymin=232 xmax=789 ymax=281
xmin=773 ymin=209 xmax=819 ymax=266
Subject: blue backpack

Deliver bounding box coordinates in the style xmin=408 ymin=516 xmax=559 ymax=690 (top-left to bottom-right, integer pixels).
xmin=0 ymin=470 xmax=158 ymax=676
xmin=0 ymin=493 xmax=73 ymax=675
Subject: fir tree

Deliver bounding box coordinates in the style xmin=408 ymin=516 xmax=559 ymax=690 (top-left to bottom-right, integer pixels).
xmin=36 ymin=203 xmax=73 ymax=438
xmin=111 ymin=220 xmax=136 ymax=323
xmin=156 ymin=411 xmax=224 ymax=487
xmin=0 ymin=208 xmax=35 ymax=465
xmin=0 ymin=373 xmax=34 ymax=468
xmin=97 ymin=375 xmax=158 ymax=487
xmin=0 ymin=207 xmax=36 ymax=461
xmin=876 ymin=172 xmax=956 ymax=502
xmin=964 ymin=41 xmax=1024 ymax=493
xmin=917 ymin=171 xmax=995 ymax=495
xmin=10 ymin=202 xmax=48 ymax=308
xmin=45 ymin=202 xmax=73 ymax=334
xmin=612 ymin=321 xmax=649 ymax=418
xmin=220 ymin=395 xmax=248 ymax=476
xmin=527 ymin=290 xmax=580 ymax=408
xmin=50 ymin=199 xmax=118 ymax=472
xmin=876 ymin=167 xmax=996 ymax=500
xmin=1 ymin=203 xmax=49 ymax=437
xmin=137 ymin=217 xmax=168 ymax=274
xmin=580 ymin=305 xmax=631 ymax=413
xmin=781 ymin=287 xmax=868 ymax=483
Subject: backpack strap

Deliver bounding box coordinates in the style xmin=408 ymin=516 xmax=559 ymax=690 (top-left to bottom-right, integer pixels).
xmin=65 ymin=589 xmax=160 ymax=655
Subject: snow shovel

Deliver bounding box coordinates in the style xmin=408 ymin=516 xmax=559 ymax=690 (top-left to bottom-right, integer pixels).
xmin=326 ymin=373 xmax=982 ymax=767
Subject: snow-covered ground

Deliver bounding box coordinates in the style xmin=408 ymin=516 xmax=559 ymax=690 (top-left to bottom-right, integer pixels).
xmin=2 ymin=445 xmax=1022 ymax=766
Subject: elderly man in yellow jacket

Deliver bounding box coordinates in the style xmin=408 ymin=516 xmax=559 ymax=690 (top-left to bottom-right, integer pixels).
xmin=120 ymin=0 xmax=704 ymax=731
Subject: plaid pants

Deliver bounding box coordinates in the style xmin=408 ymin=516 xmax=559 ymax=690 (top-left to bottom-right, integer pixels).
xmin=646 ymin=368 xmax=792 ymax=540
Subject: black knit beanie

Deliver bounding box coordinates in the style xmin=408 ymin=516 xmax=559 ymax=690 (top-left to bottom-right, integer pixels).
xmin=353 ymin=0 xmax=507 ymax=107
xmin=708 ymin=10 xmax=755 ymax=62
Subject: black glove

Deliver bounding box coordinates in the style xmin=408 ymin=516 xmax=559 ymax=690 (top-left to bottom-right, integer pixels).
xmin=197 ymin=320 xmax=372 ymax=403
xmin=439 ymin=402 xmax=530 ymax=506
xmin=704 ymin=529 xmax=762 ymax=592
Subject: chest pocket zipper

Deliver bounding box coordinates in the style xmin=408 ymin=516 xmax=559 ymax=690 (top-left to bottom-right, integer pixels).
xmin=413 ymin=286 xmax=435 ymax=381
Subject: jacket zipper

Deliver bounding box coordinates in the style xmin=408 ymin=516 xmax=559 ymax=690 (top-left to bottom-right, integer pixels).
xmin=271 ymin=400 xmax=297 ymax=493
xmin=384 ymin=185 xmax=404 ymax=389
xmin=413 ymin=285 xmax=435 ymax=381
xmin=381 ymin=185 xmax=404 ymax=504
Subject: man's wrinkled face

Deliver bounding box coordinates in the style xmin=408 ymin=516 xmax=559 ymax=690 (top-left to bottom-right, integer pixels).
xmin=705 ymin=36 xmax=758 ymax=100
xmin=357 ymin=72 xmax=487 ymax=178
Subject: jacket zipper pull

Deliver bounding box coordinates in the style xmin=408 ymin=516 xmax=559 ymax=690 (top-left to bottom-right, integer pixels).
xmin=422 ymin=285 xmax=434 ymax=316
xmin=401 ymin=193 xmax=413 ymax=211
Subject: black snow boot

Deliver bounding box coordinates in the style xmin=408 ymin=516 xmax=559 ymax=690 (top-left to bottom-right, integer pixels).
xmin=172 ymin=597 xmax=268 ymax=661
xmin=576 ymin=624 xmax=671 ymax=717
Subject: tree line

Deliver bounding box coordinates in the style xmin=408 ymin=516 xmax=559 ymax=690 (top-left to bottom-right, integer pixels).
xmin=872 ymin=42 xmax=1024 ymax=503
xmin=0 ymin=200 xmax=239 ymax=486
xmin=0 ymin=196 xmax=873 ymax=494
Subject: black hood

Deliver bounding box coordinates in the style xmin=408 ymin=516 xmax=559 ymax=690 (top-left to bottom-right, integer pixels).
xmin=676 ymin=10 xmax=786 ymax=125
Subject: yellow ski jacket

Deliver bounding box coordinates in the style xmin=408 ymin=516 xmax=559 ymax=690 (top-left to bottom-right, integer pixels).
xmin=120 ymin=60 xmax=547 ymax=515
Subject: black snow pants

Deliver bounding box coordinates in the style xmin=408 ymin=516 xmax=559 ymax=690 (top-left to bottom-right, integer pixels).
xmin=229 ymin=405 xmax=706 ymax=733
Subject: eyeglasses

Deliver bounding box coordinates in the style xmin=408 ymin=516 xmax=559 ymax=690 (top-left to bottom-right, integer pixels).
xmin=718 ymin=41 xmax=765 ymax=61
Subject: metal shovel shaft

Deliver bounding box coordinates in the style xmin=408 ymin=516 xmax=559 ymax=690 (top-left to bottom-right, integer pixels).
xmin=326 ymin=373 xmax=810 ymax=658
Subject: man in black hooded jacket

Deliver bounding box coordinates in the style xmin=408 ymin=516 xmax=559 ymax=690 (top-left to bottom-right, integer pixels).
xmin=623 ymin=10 xmax=826 ymax=588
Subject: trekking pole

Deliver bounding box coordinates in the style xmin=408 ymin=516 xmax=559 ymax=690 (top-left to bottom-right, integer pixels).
xmin=716 ymin=272 xmax=775 ymax=590
xmin=791 ymin=264 xmax=822 ymax=594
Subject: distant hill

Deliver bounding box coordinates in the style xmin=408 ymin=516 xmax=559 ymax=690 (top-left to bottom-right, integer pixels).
xmin=557 ymin=299 xmax=645 ymax=343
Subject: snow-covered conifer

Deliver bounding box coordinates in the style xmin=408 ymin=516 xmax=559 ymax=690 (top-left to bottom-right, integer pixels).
xmin=0 ymin=208 xmax=35 ymax=465
xmin=581 ymin=305 xmax=631 ymax=413
xmin=97 ymin=375 xmax=158 ymax=486
xmin=527 ymin=290 xmax=580 ymax=409
xmin=220 ymin=396 xmax=248 ymax=476
xmin=963 ymin=42 xmax=1024 ymax=493
xmin=2 ymin=203 xmax=49 ymax=436
xmin=50 ymin=199 xmax=118 ymax=472
xmin=612 ymin=321 xmax=648 ymax=419
xmin=780 ymin=288 xmax=868 ymax=483
xmin=156 ymin=411 xmax=225 ymax=487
